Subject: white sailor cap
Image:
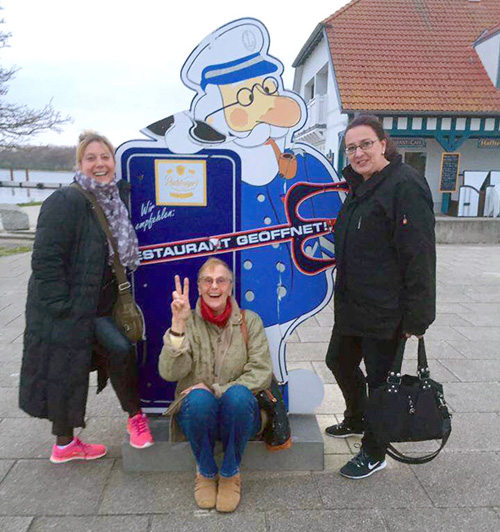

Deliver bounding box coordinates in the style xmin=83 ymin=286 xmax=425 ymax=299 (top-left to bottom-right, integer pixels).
xmin=200 ymin=51 xmax=278 ymax=90
xmin=183 ymin=18 xmax=282 ymax=91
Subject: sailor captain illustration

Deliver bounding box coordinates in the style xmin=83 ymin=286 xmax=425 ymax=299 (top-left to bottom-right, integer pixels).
xmin=141 ymin=18 xmax=344 ymax=412
xmin=142 ymin=18 xmax=305 ymax=186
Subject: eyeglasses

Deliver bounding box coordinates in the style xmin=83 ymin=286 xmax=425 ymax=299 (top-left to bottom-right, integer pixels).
xmin=204 ymin=77 xmax=279 ymax=121
xmin=199 ymin=276 xmax=232 ymax=287
xmin=344 ymin=139 xmax=379 ymax=155
xmin=232 ymin=77 xmax=279 ymax=107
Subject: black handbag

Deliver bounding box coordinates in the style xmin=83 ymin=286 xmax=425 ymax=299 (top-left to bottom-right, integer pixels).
xmin=255 ymin=378 xmax=293 ymax=451
xmin=366 ymin=337 xmax=452 ymax=464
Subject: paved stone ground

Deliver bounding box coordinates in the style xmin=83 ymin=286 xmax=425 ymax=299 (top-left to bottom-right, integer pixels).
xmin=0 ymin=242 xmax=33 ymax=253
xmin=0 ymin=245 xmax=499 ymax=532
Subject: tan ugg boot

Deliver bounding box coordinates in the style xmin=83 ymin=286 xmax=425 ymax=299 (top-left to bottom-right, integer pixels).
xmin=216 ymin=473 xmax=241 ymax=513
xmin=194 ymin=473 xmax=217 ymax=509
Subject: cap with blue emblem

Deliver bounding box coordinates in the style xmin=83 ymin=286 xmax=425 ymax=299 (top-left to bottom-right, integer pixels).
xmin=183 ymin=18 xmax=282 ymax=91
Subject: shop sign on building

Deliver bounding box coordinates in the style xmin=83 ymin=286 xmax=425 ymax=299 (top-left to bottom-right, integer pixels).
xmin=393 ymin=138 xmax=427 ymax=149
xmin=478 ymin=139 xmax=500 ymax=149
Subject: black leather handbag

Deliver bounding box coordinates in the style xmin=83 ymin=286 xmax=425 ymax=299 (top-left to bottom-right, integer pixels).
xmin=255 ymin=378 xmax=292 ymax=451
xmin=366 ymin=337 xmax=452 ymax=464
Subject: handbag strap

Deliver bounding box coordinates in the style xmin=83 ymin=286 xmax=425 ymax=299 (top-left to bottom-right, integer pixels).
xmin=388 ymin=337 xmax=431 ymax=383
xmin=416 ymin=337 xmax=430 ymax=378
xmin=243 ymin=309 xmax=287 ymax=403
xmin=386 ymin=415 xmax=452 ymax=465
xmin=71 ymin=183 xmax=129 ymax=292
xmin=240 ymin=309 xmax=248 ymax=347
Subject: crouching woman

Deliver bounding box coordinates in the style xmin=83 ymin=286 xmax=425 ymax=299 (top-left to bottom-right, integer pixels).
xmin=158 ymin=258 xmax=272 ymax=512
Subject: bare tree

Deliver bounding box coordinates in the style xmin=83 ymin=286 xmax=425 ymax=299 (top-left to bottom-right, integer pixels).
xmin=0 ymin=9 xmax=71 ymax=148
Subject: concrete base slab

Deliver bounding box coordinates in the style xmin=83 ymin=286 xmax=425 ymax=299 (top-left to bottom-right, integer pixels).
xmin=436 ymin=217 xmax=500 ymax=244
xmin=0 ymin=233 xmax=35 ymax=243
xmin=122 ymin=414 xmax=324 ymax=472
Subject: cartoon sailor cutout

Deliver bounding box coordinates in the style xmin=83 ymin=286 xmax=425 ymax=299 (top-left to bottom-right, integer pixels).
xmin=139 ymin=18 xmax=344 ymax=412
xmin=143 ymin=18 xmax=305 ymax=186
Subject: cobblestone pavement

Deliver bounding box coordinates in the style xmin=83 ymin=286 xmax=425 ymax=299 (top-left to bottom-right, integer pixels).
xmin=0 ymin=246 xmax=499 ymax=531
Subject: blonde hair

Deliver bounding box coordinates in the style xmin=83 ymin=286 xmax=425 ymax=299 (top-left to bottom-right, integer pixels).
xmin=76 ymin=130 xmax=115 ymax=166
xmin=197 ymin=258 xmax=233 ymax=282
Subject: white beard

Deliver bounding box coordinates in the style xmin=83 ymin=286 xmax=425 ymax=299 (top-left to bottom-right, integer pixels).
xmin=161 ymin=111 xmax=290 ymax=186
xmin=235 ymin=144 xmax=279 ymax=186
xmin=164 ymin=112 xmax=203 ymax=154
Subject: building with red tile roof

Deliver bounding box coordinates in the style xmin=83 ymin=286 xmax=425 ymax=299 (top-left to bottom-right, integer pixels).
xmin=292 ymin=0 xmax=500 ymax=215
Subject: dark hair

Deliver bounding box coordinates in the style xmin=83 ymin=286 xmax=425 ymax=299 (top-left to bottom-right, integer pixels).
xmin=345 ymin=114 xmax=399 ymax=161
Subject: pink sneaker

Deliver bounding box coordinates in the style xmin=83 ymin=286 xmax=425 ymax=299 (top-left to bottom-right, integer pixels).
xmin=127 ymin=412 xmax=154 ymax=449
xmin=50 ymin=437 xmax=107 ymax=463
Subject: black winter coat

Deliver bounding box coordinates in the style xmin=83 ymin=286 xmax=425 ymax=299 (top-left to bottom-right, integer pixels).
xmin=19 ymin=183 xmax=128 ymax=429
xmin=334 ymin=155 xmax=436 ymax=338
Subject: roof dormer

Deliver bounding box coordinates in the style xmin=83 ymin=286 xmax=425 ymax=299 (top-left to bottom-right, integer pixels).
xmin=474 ymin=25 xmax=500 ymax=89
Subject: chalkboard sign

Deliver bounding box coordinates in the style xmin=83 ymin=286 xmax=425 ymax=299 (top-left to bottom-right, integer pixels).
xmin=439 ymin=153 xmax=460 ymax=193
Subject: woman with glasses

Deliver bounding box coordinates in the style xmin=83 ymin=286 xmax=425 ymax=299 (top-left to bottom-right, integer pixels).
xmin=325 ymin=114 xmax=436 ymax=479
xmin=159 ymin=258 xmax=272 ymax=512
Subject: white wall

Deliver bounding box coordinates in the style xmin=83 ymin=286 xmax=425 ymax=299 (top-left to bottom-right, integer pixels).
xmin=417 ymin=138 xmax=500 ymax=211
xmin=458 ymin=138 xmax=500 ymax=173
xmin=475 ymin=33 xmax=500 ymax=87
xmin=454 ymin=138 xmax=500 ymax=203
xmin=295 ymin=37 xmax=330 ymax=97
xmin=293 ymin=34 xmax=348 ymax=168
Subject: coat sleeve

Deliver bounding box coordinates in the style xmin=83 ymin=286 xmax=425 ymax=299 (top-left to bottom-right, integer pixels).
xmin=212 ymin=311 xmax=273 ymax=398
xmin=393 ymin=177 xmax=436 ymax=336
xmin=158 ymin=326 xmax=194 ymax=382
xmin=30 ymin=190 xmax=78 ymax=317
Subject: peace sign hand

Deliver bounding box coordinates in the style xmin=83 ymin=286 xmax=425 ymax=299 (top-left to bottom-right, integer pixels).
xmin=171 ymin=275 xmax=190 ymax=332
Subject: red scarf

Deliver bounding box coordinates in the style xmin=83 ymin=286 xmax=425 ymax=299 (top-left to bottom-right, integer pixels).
xmin=200 ymin=297 xmax=232 ymax=328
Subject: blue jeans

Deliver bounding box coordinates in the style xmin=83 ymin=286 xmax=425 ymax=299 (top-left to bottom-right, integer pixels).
xmin=176 ymin=385 xmax=261 ymax=478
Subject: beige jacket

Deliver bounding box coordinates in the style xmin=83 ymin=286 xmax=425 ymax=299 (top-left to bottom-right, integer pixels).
xmin=158 ymin=297 xmax=273 ymax=441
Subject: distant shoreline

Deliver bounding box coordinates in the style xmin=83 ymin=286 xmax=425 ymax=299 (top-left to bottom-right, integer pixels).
xmin=0 ymin=170 xmax=74 ymax=204
xmin=0 ymin=145 xmax=75 ymax=173
xmin=0 ymin=167 xmax=74 ymax=172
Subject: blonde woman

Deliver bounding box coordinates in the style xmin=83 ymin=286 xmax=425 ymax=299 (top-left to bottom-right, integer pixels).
xmin=20 ymin=131 xmax=153 ymax=462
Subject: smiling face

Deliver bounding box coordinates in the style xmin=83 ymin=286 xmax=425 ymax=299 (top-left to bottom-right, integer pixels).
xmin=198 ymin=263 xmax=233 ymax=316
xmin=79 ymin=141 xmax=115 ymax=184
xmin=217 ymin=76 xmax=301 ymax=133
xmin=345 ymin=125 xmax=388 ymax=180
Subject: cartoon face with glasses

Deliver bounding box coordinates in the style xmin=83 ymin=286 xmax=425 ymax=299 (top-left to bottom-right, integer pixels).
xmin=204 ymin=76 xmax=301 ymax=134
xmin=143 ymin=19 xmax=308 ymax=185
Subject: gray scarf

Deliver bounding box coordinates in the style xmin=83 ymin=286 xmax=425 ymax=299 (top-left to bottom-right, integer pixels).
xmin=74 ymin=171 xmax=139 ymax=271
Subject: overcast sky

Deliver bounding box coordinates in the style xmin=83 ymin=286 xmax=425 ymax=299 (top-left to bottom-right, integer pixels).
xmin=1 ymin=0 xmax=350 ymax=148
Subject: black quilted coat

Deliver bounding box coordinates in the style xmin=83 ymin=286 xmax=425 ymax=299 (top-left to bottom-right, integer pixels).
xmin=19 ymin=183 xmax=128 ymax=429
xmin=334 ymin=155 xmax=436 ymax=338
